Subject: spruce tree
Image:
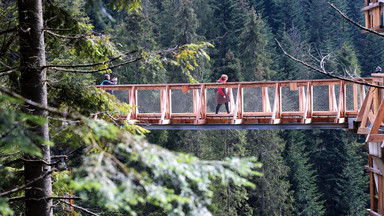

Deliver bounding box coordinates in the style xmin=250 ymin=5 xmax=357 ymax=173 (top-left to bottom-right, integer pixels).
xmin=238 ymin=9 xmax=275 ymax=81
xmin=282 ymin=130 xmax=325 ymax=216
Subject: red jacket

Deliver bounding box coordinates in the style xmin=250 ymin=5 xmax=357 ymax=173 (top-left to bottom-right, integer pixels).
xmin=217 ymin=78 xmax=226 ymax=96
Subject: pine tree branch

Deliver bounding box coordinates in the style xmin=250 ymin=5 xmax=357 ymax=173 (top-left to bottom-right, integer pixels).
xmin=44 ymin=50 xmax=138 ymax=69
xmin=44 ymin=29 xmax=91 ymax=40
xmin=274 ymin=38 xmax=384 ymax=88
xmin=0 ymin=67 xmax=18 ymax=76
xmin=0 ymin=85 xmax=81 ymax=120
xmin=0 ymin=171 xmax=53 ymax=196
xmin=48 ymin=56 xmax=144 ymax=73
xmin=59 ymin=200 xmax=100 ymax=216
xmin=0 ymin=27 xmax=17 ymax=36
xmin=328 ymin=2 xmax=384 ymax=38
xmin=8 ymin=196 xmax=81 ymax=202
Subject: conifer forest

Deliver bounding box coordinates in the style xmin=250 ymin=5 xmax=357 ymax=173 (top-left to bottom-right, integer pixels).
xmin=0 ymin=0 xmax=377 ymax=215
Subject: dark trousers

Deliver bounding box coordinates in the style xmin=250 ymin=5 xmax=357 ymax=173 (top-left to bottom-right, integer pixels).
xmin=216 ymin=103 xmax=229 ymax=114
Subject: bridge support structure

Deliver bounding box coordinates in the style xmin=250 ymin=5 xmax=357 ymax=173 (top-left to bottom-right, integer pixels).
xmin=354 ymin=73 xmax=384 ymax=216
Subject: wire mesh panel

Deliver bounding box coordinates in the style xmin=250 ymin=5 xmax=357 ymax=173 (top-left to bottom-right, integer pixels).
xmin=113 ymin=90 xmax=130 ymax=103
xmin=137 ymin=89 xmax=160 ymax=113
xmin=345 ymin=84 xmax=355 ymax=111
xmin=205 ymin=88 xmax=238 ymax=113
xmin=313 ymin=85 xmax=331 ymax=111
xmin=281 ymin=86 xmax=300 ymax=112
xmin=206 ymin=88 xmax=216 ymax=113
xmin=171 ymin=89 xmax=194 ymax=113
xmin=243 ymin=87 xmax=275 ymax=112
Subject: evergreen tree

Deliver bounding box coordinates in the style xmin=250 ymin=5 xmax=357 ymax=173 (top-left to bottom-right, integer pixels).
xmin=209 ymin=0 xmax=246 ymax=81
xmin=335 ymin=140 xmax=369 ymax=216
xmin=238 ymin=9 xmax=275 ymax=81
xmin=246 ymin=130 xmax=294 ymax=216
xmin=282 ymin=130 xmax=325 ymax=216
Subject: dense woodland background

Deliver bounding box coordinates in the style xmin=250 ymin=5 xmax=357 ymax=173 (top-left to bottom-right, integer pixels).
xmin=0 ymin=0 xmax=376 ymax=215
xmin=115 ymin=0 xmax=370 ymax=215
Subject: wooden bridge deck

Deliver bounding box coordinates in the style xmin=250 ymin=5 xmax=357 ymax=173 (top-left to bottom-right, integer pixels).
xmin=96 ymin=78 xmax=372 ymax=130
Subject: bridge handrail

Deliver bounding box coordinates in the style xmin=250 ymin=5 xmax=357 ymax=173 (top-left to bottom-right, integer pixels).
xmin=95 ymin=78 xmax=373 ymax=126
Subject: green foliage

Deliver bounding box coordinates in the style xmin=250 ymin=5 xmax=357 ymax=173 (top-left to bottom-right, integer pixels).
xmin=170 ymin=42 xmax=214 ymax=83
xmin=61 ymin=119 xmax=262 ymax=215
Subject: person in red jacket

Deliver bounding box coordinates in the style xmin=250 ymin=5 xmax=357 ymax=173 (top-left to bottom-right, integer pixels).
xmin=215 ymin=74 xmax=230 ymax=114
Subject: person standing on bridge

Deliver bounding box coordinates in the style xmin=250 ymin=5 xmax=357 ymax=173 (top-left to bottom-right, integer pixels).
xmin=101 ymin=74 xmax=117 ymax=94
xmin=215 ymin=74 xmax=230 ymax=114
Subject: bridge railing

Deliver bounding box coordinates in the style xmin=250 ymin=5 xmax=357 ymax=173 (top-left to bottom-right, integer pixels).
xmin=96 ymin=78 xmax=372 ymax=125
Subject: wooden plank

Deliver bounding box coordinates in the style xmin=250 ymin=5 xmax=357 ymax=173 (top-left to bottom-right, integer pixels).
xmin=358 ymin=127 xmax=370 ymax=134
xmin=370 ymin=155 xmax=377 ymax=212
xmin=290 ymin=82 xmax=297 ymax=91
xmin=367 ymin=209 xmax=381 ymax=216
xmin=367 ymin=134 xmax=384 ymax=142
xmin=358 ymin=88 xmax=374 ymax=129
xmin=379 ymin=175 xmax=384 ymax=215
xmin=182 ymin=85 xmax=189 ymax=93
xmin=370 ymin=99 xmax=384 ymax=135
xmin=366 ymin=165 xmax=383 ymax=176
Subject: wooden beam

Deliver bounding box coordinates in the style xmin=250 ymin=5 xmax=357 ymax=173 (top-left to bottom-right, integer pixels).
xmin=366 ymin=165 xmax=383 ymax=176
xmin=367 ymin=134 xmax=384 ymax=142
xmin=182 ymin=85 xmax=189 ymax=93
xmin=369 ymin=98 xmax=384 ymax=135
xmin=370 ymin=155 xmax=378 ymax=212
xmin=357 ymin=88 xmax=373 ymax=122
xmin=379 ymin=175 xmax=384 ymax=215
xmin=367 ymin=209 xmax=381 ymax=216
xmin=290 ymin=82 xmax=297 ymax=91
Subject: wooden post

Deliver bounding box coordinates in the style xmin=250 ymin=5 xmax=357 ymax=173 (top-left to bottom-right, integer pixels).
xmin=127 ymin=86 xmax=137 ymax=122
xmin=232 ymin=84 xmax=243 ymax=124
xmin=262 ymin=87 xmax=271 ymax=112
xmin=195 ymin=85 xmax=207 ymax=124
xmin=271 ymin=83 xmax=281 ymax=124
xmin=301 ymin=82 xmax=312 ymax=124
xmin=160 ymin=85 xmax=171 ymax=124
xmin=329 ymin=84 xmax=337 ymax=112
xmin=354 ymin=84 xmax=358 ymax=112
xmin=193 ymin=89 xmax=199 ymax=114
xmin=335 ymin=81 xmax=346 ymax=123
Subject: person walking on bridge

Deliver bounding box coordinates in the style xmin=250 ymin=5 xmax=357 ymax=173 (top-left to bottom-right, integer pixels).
xmin=215 ymin=74 xmax=230 ymax=114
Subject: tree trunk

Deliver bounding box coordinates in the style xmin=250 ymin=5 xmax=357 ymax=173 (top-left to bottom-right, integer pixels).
xmin=18 ymin=0 xmax=52 ymax=215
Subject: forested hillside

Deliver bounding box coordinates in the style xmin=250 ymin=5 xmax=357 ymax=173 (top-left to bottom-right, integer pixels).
xmin=0 ymin=0 xmax=372 ymax=215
